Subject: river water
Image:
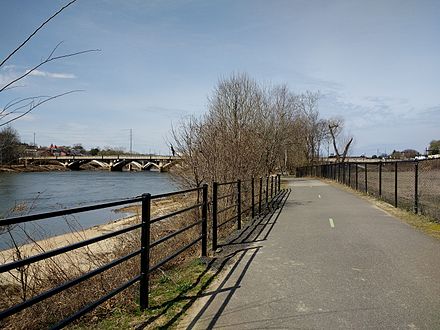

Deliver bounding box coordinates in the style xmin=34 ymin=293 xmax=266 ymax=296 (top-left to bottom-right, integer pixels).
xmin=0 ymin=171 xmax=178 ymax=249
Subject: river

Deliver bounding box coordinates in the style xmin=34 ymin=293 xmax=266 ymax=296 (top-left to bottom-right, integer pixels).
xmin=0 ymin=171 xmax=178 ymax=249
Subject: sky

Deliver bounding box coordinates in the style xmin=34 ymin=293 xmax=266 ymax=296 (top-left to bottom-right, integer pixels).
xmin=0 ymin=0 xmax=439 ymax=156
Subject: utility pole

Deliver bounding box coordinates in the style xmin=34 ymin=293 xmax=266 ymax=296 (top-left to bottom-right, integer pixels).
xmin=129 ymin=128 xmax=133 ymax=171
xmin=130 ymin=128 xmax=132 ymax=155
xmin=33 ymin=132 xmax=36 ymax=147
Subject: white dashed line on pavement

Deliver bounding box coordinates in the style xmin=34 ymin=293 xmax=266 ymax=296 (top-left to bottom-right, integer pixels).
xmin=329 ymin=218 xmax=335 ymax=228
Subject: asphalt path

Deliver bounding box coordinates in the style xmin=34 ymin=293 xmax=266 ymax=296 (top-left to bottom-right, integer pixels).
xmin=179 ymin=178 xmax=440 ymax=329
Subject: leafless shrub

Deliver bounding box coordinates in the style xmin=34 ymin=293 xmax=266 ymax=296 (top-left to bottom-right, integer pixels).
xmin=172 ymin=73 xmax=343 ymax=182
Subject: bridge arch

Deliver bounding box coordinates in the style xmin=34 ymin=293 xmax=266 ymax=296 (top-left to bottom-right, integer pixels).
xmin=19 ymin=155 xmax=181 ymax=172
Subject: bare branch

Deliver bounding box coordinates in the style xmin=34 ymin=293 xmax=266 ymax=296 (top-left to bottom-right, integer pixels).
xmin=0 ymin=48 xmax=100 ymax=93
xmin=328 ymin=123 xmax=340 ymax=162
xmin=341 ymin=137 xmax=353 ymax=162
xmin=2 ymin=95 xmax=51 ymax=115
xmin=0 ymin=85 xmax=26 ymax=92
xmin=0 ymin=90 xmax=83 ymax=127
xmin=0 ymin=0 xmax=78 ymax=69
xmin=46 ymin=41 xmax=64 ymax=61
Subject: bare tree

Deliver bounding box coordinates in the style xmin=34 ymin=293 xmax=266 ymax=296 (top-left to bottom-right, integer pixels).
xmin=173 ymin=73 xmax=333 ymax=185
xmin=171 ymin=116 xmax=206 ymax=187
xmin=0 ymin=126 xmax=24 ymax=165
xmin=328 ymin=118 xmax=353 ymax=163
xmin=295 ymin=91 xmax=328 ymax=165
xmin=172 ymin=72 xmax=356 ymax=186
xmin=0 ymin=0 xmax=99 ymax=127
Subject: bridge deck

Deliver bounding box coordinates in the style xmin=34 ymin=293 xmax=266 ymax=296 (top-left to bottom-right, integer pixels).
xmin=20 ymin=155 xmax=179 ymax=161
xmin=179 ymin=177 xmax=440 ymax=329
xmin=20 ymin=155 xmax=180 ymax=171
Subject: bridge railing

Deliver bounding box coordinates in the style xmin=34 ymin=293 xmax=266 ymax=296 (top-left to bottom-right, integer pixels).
xmin=0 ymin=176 xmax=283 ymax=328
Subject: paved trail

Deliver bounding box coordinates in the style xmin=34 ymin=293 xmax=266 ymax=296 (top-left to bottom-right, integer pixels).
xmin=179 ymin=178 xmax=440 ymax=329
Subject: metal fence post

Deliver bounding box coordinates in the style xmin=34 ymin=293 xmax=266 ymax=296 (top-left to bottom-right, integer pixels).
xmin=394 ymin=162 xmax=398 ymax=208
xmin=259 ymin=177 xmax=263 ymax=214
xmin=201 ymin=184 xmax=208 ymax=257
xmin=339 ymin=164 xmax=342 ymax=183
xmin=270 ymin=176 xmax=274 ymax=200
xmin=273 ymin=174 xmax=276 ymax=191
xmin=355 ymin=163 xmax=358 ymax=190
xmin=140 ymin=193 xmax=151 ymax=310
xmin=251 ymin=177 xmax=255 ymax=218
xmin=365 ymin=163 xmax=368 ymax=193
xmin=379 ymin=162 xmax=382 ymax=197
xmin=265 ymin=176 xmax=269 ymax=207
xmin=414 ymin=161 xmax=419 ymax=214
xmin=212 ymin=182 xmax=218 ymax=251
xmin=348 ymin=163 xmax=351 ymax=187
xmin=278 ymin=174 xmax=281 ymax=192
xmin=237 ymin=179 xmax=242 ymax=230
xmin=342 ymin=163 xmax=346 ymax=184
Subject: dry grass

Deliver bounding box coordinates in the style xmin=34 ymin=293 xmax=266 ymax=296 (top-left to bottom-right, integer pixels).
xmin=0 ymin=191 xmax=205 ymax=329
xmin=0 ymin=180 xmax=270 ymax=329
xmin=341 ymin=162 xmax=440 ymax=221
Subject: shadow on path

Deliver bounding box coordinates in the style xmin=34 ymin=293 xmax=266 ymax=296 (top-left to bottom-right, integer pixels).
xmin=135 ymin=189 xmax=290 ymax=329
xmin=175 ymin=189 xmax=291 ymax=329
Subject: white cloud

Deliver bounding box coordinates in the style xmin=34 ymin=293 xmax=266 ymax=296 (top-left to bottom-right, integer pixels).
xmin=0 ymin=67 xmax=76 ymax=88
xmin=26 ymin=69 xmax=76 ymax=79
xmin=0 ymin=66 xmax=19 ymax=86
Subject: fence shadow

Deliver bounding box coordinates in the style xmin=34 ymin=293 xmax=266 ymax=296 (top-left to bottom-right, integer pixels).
xmin=221 ymin=188 xmax=290 ymax=247
xmin=178 ymin=189 xmax=289 ymax=329
xmin=135 ymin=189 xmax=290 ymax=329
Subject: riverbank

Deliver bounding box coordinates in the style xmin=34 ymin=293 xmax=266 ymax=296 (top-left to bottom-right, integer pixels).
xmin=0 ymin=163 xmax=110 ymax=173
xmin=0 ymin=164 xmax=68 ymax=173
xmin=0 ymin=195 xmax=189 ymax=281
xmin=0 ymin=214 xmax=137 ymax=285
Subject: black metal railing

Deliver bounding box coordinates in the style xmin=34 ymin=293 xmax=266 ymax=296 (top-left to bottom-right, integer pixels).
xmin=211 ymin=175 xmax=281 ymax=250
xmin=0 ymin=175 xmax=283 ymax=328
xmin=0 ymin=185 xmax=208 ymax=329
xmin=297 ymin=159 xmax=440 ymax=222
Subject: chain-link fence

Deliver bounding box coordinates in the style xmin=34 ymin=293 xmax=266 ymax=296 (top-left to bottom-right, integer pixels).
xmin=297 ymin=159 xmax=440 ymax=222
xmin=419 ymin=159 xmax=440 ymax=220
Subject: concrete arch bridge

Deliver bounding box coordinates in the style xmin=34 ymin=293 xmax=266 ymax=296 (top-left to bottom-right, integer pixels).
xmin=20 ymin=155 xmax=181 ymax=172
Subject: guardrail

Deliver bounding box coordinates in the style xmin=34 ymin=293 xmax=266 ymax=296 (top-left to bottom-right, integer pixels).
xmin=0 ymin=175 xmax=283 ymax=328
